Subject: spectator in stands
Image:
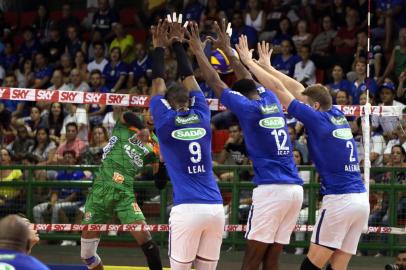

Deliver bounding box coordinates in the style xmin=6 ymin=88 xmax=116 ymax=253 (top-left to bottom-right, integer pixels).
xmin=244 ymin=0 xmax=265 ymax=33
xmin=272 ymin=39 xmax=300 ymax=77
xmin=0 ymin=148 xmax=24 ymax=216
xmin=271 ymin=17 xmax=294 ymax=48
xmin=184 ymin=0 xmax=205 ymax=22
xmin=60 ymin=53 xmax=73 ymax=83
xmin=230 ymin=11 xmax=257 ymax=48
xmin=288 ymin=125 xmax=309 ymax=164
xmin=335 ymin=90 xmax=351 ymax=105
xmin=292 ymin=20 xmax=313 ymax=50
xmin=0 ymin=103 xmax=14 ymax=146
xmin=68 ymin=68 xmax=90 ymax=92
xmin=24 ymin=106 xmax=47 ymax=138
xmin=376 ymin=0 xmax=405 ymax=50
xmin=380 ymin=28 xmax=406 ymax=83
xmin=201 ymin=0 xmax=226 ymax=27
xmin=60 ymin=105 xmax=88 ymax=142
xmin=84 ymin=0 xmax=115 ymax=30
xmin=89 ymin=69 xmax=109 ymax=93
xmin=350 ymin=58 xmax=378 ymax=104
xmin=333 ymin=8 xmax=359 ymax=71
xmin=327 ymin=64 xmax=352 ymax=100
xmin=128 ymin=42 xmax=151 ymax=87
xmin=58 ymin=3 xmax=80 ymax=37
xmin=47 ymin=102 xmax=65 ymax=145
xmin=355 ymin=30 xmax=383 ymax=79
xmin=103 ymin=46 xmax=127 ymax=92
xmin=18 ymin=27 xmax=40 ymax=63
xmin=130 ymin=75 xmax=150 ymax=95
xmin=92 ymin=0 xmax=119 ymax=42
xmin=74 ymin=51 xmax=88 ymax=81
xmin=44 ymin=25 xmax=66 ymax=64
xmin=28 ymin=127 xmax=56 ymax=166
xmin=86 ymin=72 xmax=108 ymax=126
xmin=381 ymin=145 xmax=406 ymax=183
xmin=54 ymin=122 xmax=87 ymax=163
xmin=33 ymin=51 xmax=53 ymax=89
xmin=293 ymin=45 xmax=316 ymax=87
xmin=0 ymin=41 xmax=18 ymax=72
xmin=87 ymin=30 xmax=109 ymax=60
xmin=359 ymin=91 xmax=375 ymax=106
xmin=6 ymin=124 xmax=34 ymax=163
xmin=311 ymin=15 xmax=337 ymax=70
xmin=82 ymin=125 xmax=108 ymax=165
xmin=372 ymin=82 xmax=405 ymax=140
xmin=33 ymin=150 xmax=89 ymax=246
xmin=383 ymin=120 xmax=406 ymax=165
xmin=0 ymin=10 xmax=11 ymax=40
xmin=110 ymin=23 xmax=135 ymax=64
xmin=213 ymin=123 xmax=249 ymax=181
xmin=354 ymin=117 xmax=385 ymax=167
xmin=329 ymin=0 xmax=348 ymax=29
xmin=102 ymin=105 xmax=119 ymax=136
xmin=3 ymin=73 xmax=26 ymax=118
xmin=87 ymin=41 xmax=108 ymax=73
xmin=47 ymin=69 xmax=70 ymax=91
xmin=398 ymin=69 xmax=406 ymax=103
xmin=65 ymin=25 xmax=86 ymax=59
xmin=33 ymin=4 xmax=53 ymax=41
xmin=258 ymin=0 xmax=286 ymax=41
xmin=15 ymin=58 xmax=34 ymax=88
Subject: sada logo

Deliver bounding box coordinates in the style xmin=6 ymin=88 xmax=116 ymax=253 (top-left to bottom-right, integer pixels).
xmin=171 ymin=128 xmax=206 ymax=140
xmin=259 ymin=117 xmax=285 ymax=129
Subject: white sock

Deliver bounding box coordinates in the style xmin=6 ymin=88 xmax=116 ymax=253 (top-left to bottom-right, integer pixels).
xmin=194 ymin=258 xmax=218 ymax=270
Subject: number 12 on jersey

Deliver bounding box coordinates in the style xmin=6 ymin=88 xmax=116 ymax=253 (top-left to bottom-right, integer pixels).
xmin=187 ymin=142 xmax=206 ymax=174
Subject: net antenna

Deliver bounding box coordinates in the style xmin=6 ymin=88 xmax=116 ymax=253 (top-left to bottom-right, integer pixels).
xmin=361 ymin=0 xmax=372 ymax=233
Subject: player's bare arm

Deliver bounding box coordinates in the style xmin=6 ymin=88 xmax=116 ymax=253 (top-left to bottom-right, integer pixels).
xmin=167 ymin=13 xmax=200 ymax=92
xmin=185 ymin=22 xmax=228 ymax=98
xmin=236 ymin=35 xmax=295 ymax=108
xmin=211 ymin=19 xmax=254 ymax=82
xmin=256 ymin=40 xmax=307 ymax=103
xmin=151 ymin=20 xmax=169 ymax=98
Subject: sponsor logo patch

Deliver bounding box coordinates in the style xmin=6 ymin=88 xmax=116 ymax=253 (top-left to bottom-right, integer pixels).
xmin=330 ymin=116 xmax=348 ymax=126
xmin=112 ymin=172 xmax=124 ymax=184
xmin=332 ymin=128 xmax=353 ymax=140
xmin=259 ymin=117 xmax=285 ymax=129
xmin=0 ymin=263 xmax=16 ymax=270
xmin=260 ymin=104 xmax=279 ymax=114
xmin=171 ymin=128 xmax=206 ymax=140
xmin=175 ymin=114 xmax=200 ymax=126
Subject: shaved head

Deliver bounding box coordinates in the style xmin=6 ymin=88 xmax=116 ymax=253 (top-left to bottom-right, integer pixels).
xmin=0 ymin=215 xmax=30 ymax=252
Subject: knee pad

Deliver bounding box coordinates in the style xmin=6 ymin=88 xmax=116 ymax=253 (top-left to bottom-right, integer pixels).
xmin=194 ymin=258 xmax=218 ymax=270
xmin=170 ymin=257 xmax=192 ymax=270
xmin=300 ymin=257 xmax=321 ymax=270
xmin=81 ymin=238 xmax=101 ymax=269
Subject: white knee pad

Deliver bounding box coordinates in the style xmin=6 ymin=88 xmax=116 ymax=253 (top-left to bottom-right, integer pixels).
xmin=81 ymin=238 xmax=101 ymax=269
xmin=194 ymin=258 xmax=218 ymax=270
xmin=170 ymin=257 xmax=192 ymax=270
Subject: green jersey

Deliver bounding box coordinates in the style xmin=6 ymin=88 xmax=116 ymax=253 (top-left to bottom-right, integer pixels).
xmin=96 ymin=121 xmax=158 ymax=190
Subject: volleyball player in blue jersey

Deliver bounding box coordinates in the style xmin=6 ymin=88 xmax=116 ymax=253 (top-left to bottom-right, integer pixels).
xmin=236 ymin=36 xmax=369 ymax=270
xmin=190 ymin=20 xmax=303 ymax=270
xmin=149 ymin=18 xmax=224 ymax=270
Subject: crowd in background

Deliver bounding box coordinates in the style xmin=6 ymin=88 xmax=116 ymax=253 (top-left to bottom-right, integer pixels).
xmin=0 ymin=0 xmax=406 ymax=249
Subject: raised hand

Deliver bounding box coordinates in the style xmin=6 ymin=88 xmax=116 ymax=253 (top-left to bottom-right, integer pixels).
xmin=185 ymin=22 xmax=206 ymax=54
xmin=235 ymin=35 xmax=254 ymax=64
xmin=257 ymin=41 xmax=273 ymax=68
xmin=151 ymin=20 xmax=169 ymax=48
xmin=167 ymin=12 xmax=187 ymax=44
xmin=210 ymin=19 xmax=232 ymax=54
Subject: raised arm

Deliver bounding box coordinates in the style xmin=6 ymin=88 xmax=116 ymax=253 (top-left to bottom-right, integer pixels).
xmin=256 ymin=40 xmax=306 ymax=102
xmin=236 ymin=35 xmax=295 ymax=108
xmin=211 ymin=19 xmax=254 ymax=81
xmin=185 ymin=22 xmax=228 ymax=98
xmin=167 ymin=13 xmax=200 ymax=92
xmin=151 ymin=20 xmax=169 ymax=98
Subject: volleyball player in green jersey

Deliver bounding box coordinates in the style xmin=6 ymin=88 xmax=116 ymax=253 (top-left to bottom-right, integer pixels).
xmin=80 ymin=107 xmax=163 ymax=270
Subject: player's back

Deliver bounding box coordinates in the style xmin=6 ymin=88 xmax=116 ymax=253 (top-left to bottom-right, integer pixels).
xmin=220 ymin=86 xmax=302 ymax=186
xmin=288 ymin=100 xmax=366 ymax=195
xmin=150 ymin=91 xmax=223 ymax=206
xmin=0 ymin=250 xmax=49 ymax=270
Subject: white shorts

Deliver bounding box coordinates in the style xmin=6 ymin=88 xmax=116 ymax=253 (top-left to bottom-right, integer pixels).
xmin=169 ymin=204 xmax=225 ymax=262
xmin=245 ymin=184 xmax=303 ymax=244
xmin=311 ymin=192 xmax=370 ymax=255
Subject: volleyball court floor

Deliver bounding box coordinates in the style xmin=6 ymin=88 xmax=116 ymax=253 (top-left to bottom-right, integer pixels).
xmin=32 ymin=245 xmax=393 ymax=270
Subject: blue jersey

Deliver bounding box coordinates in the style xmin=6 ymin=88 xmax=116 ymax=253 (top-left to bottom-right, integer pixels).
xmin=220 ymin=86 xmax=303 ymax=186
xmin=271 ymin=54 xmax=301 ymax=77
xmin=150 ymin=91 xmax=223 ymax=206
xmin=0 ymin=250 xmax=49 ymax=270
xmin=288 ymin=99 xmax=366 ymax=195
xmin=102 ymin=61 xmax=128 ymax=89
xmin=350 ymin=79 xmax=378 ymax=104
xmin=328 ymin=79 xmax=352 ymax=95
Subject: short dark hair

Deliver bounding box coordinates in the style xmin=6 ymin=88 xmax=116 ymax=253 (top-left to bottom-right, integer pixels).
xmin=231 ymin=79 xmax=257 ymax=97
xmin=166 ymin=84 xmax=189 ymax=105
xmin=93 ymin=41 xmax=104 ymax=49
xmin=66 ymin=122 xmax=78 ymax=131
xmin=63 ymin=150 xmax=76 ymax=158
xmin=302 ymin=84 xmax=332 ymax=110
xmin=90 ymin=69 xmax=102 ymax=77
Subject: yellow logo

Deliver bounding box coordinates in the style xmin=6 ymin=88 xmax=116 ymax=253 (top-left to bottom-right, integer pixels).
xmin=112 ymin=172 xmax=124 ymax=184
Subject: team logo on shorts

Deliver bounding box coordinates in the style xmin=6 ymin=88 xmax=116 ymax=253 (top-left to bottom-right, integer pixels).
xmin=259 ymin=117 xmax=285 ymax=129
xmin=171 ymin=128 xmax=206 ymax=140
xmin=112 ymin=172 xmax=125 ymax=184
xmin=84 ymin=211 xmax=92 ymax=222
xmin=0 ymin=263 xmax=15 ymax=270
xmin=132 ymin=203 xmax=142 ymax=213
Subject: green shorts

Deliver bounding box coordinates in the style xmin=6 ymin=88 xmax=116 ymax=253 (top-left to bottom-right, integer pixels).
xmin=82 ymin=182 xmax=145 ymax=225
